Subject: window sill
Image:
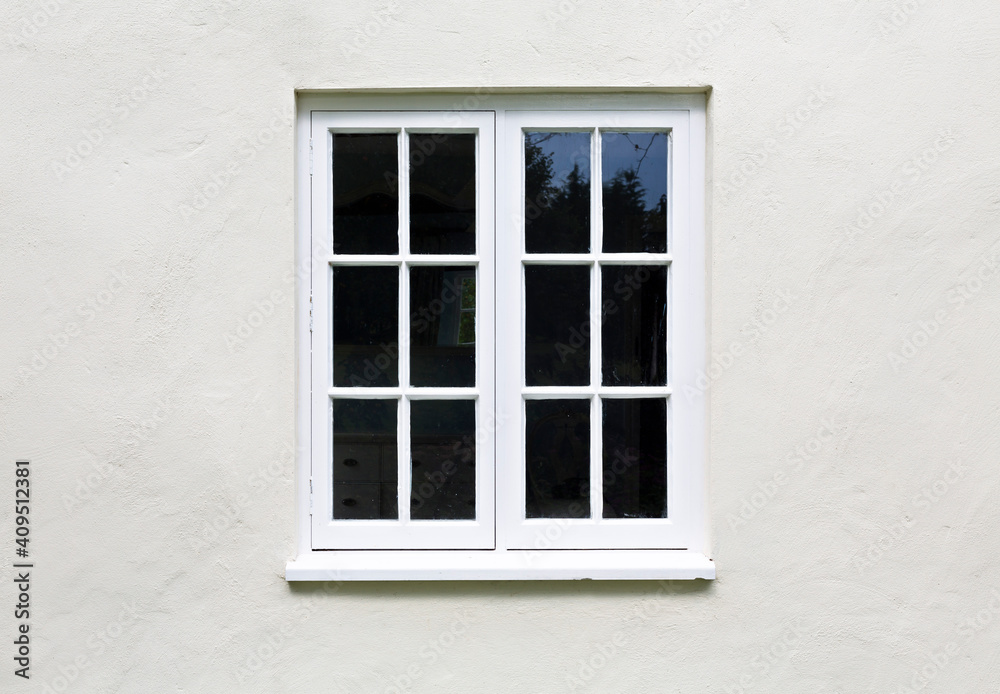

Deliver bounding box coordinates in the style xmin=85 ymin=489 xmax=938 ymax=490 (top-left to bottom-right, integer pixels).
xmin=285 ymin=550 xmax=715 ymax=581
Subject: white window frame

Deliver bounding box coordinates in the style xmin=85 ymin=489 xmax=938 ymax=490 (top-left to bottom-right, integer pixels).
xmin=311 ymin=111 xmax=496 ymax=550
xmin=287 ymin=92 xmax=712 ymax=581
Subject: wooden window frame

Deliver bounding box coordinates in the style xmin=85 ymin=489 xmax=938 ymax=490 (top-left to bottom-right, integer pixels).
xmin=287 ymin=92 xmax=712 ymax=581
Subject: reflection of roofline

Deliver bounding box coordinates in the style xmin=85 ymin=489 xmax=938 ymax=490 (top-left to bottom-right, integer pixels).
xmin=333 ymin=180 xmax=393 ymax=208
xmin=409 ymin=181 xmax=474 ymax=208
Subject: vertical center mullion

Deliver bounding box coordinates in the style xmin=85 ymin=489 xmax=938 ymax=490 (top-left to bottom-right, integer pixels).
xmin=590 ymin=261 xmax=601 ymax=523
xmin=593 ymin=127 xmax=602 ymax=256
xmin=590 ymin=128 xmax=603 ymax=523
xmin=399 ymin=128 xmax=411 ymax=524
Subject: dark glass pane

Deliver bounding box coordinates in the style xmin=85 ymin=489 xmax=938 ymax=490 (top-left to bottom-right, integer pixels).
xmin=601 ymin=265 xmax=666 ymax=386
xmin=524 ymin=132 xmax=591 ymax=254
xmin=525 ymin=399 xmax=590 ymax=518
xmin=332 ymin=399 xmax=398 ymax=520
xmin=524 ymin=265 xmax=590 ymax=386
xmin=410 ymin=133 xmax=476 ymax=255
xmin=333 ymin=134 xmax=398 ymax=255
xmin=410 ymin=266 xmax=475 ymax=387
xmin=602 ymin=398 xmax=666 ymax=518
xmin=602 ymin=132 xmax=667 ymax=253
xmin=410 ymin=400 xmax=476 ymax=520
xmin=333 ymin=266 xmax=399 ymax=387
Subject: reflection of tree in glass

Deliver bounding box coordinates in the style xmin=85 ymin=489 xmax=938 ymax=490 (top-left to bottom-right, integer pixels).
xmin=458 ymin=277 xmax=475 ymax=344
xmin=603 ymin=133 xmax=667 ymax=253
xmin=460 ymin=276 xmax=475 ymax=308
xmin=524 ymin=134 xmax=590 ymax=253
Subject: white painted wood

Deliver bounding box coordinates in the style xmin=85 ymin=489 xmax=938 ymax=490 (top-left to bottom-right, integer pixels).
xmin=295 ymin=100 xmax=314 ymax=558
xmin=285 ymin=549 xmax=715 ymax=581
xmin=500 ymin=108 xmax=700 ymax=551
xmin=520 ymin=386 xmax=672 ymax=398
xmin=297 ymin=94 xmax=708 ymax=575
xmin=522 ymin=253 xmax=671 ymax=264
xmin=309 ymin=110 xmax=496 ymax=550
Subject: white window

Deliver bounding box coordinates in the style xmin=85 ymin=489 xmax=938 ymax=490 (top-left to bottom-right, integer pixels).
xmin=287 ymin=93 xmax=711 ymax=580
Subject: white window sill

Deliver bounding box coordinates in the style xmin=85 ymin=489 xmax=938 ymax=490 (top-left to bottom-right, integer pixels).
xmin=285 ymin=550 xmax=715 ymax=581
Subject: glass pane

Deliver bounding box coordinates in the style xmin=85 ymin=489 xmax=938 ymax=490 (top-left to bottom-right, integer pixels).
xmin=602 ymin=398 xmax=667 ymax=518
xmin=460 ymin=276 xmax=475 ymax=308
xmin=409 ymin=133 xmax=476 ymax=255
xmin=333 ymin=134 xmax=399 ymax=255
xmin=601 ymin=265 xmax=667 ymax=386
xmin=410 ymin=266 xmax=475 ymax=387
xmin=524 ymin=265 xmax=590 ymax=386
xmin=332 ymin=399 xmax=398 ymax=520
xmin=602 ymin=132 xmax=667 ymax=253
xmin=410 ymin=400 xmax=476 ymax=520
xmin=333 ymin=266 xmax=399 ymax=387
xmin=458 ymin=312 xmax=475 ymax=344
xmin=525 ymin=399 xmax=590 ymax=519
xmin=524 ymin=132 xmax=591 ymax=254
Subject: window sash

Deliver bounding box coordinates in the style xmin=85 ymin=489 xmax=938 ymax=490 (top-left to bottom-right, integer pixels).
xmin=310 ymin=110 xmax=497 ymax=549
xmin=497 ymin=110 xmax=698 ymax=550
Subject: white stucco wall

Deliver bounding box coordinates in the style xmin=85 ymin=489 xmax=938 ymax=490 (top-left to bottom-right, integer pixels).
xmin=3 ymin=0 xmax=1000 ymax=691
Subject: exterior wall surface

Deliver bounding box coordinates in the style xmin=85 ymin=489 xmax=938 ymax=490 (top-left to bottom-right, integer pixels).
xmin=3 ymin=1 xmax=1000 ymax=692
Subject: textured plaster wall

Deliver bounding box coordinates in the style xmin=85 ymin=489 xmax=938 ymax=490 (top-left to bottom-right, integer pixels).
xmin=2 ymin=0 xmax=1000 ymax=692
